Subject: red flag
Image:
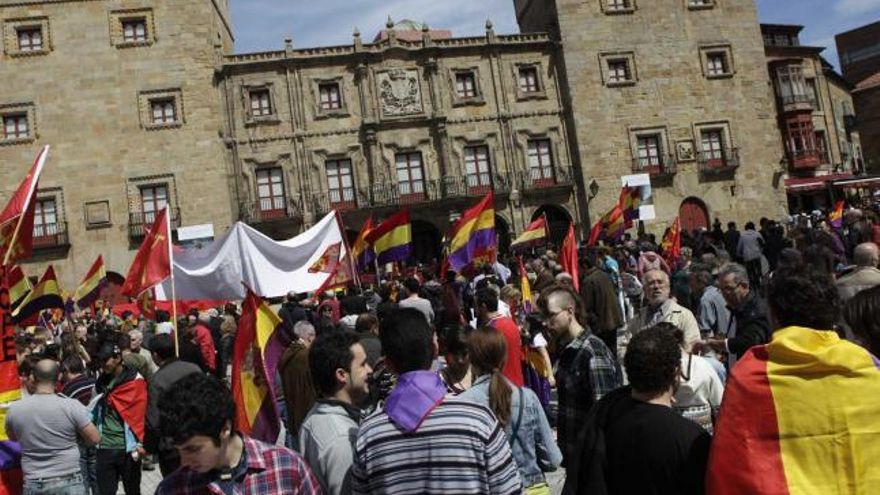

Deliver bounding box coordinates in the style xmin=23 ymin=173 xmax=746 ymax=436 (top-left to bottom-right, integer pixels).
xmin=661 ymin=217 xmax=682 ymax=266
xmin=308 ymin=242 xmax=341 ymax=274
xmin=122 ymin=207 xmax=171 ymax=297
xmin=106 ymin=376 xmax=148 ymax=442
xmin=560 ymin=223 xmax=579 ymax=291
xmin=0 ymin=146 xmax=49 ymax=265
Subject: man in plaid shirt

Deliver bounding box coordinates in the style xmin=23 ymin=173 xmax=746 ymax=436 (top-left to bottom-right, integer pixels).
xmin=156 ymin=373 xmax=321 ymax=495
xmin=540 ymin=284 xmax=621 ymax=465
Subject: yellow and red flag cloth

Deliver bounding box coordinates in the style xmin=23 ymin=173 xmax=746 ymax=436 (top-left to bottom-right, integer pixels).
xmin=0 ymin=267 xmax=23 ymax=495
xmin=560 ymin=223 xmax=580 ymax=291
xmin=316 ymin=249 xmax=355 ymax=294
xmin=448 ymin=192 xmax=496 ymax=271
xmin=73 ymin=255 xmax=106 ymax=309
xmin=660 ymin=216 xmax=681 ymax=265
xmin=11 ymin=265 xmax=63 ymax=325
xmin=366 ymin=209 xmax=412 ymax=265
xmin=351 ymin=216 xmax=376 ymax=272
xmin=308 ymin=242 xmax=341 ymax=274
xmin=517 ymin=256 xmax=533 ymax=314
xmin=232 ymin=288 xmax=282 ymax=443
xmin=829 ymin=199 xmax=845 ymax=229
xmin=0 ymin=146 xmax=49 ymax=266
xmin=619 ymin=183 xmax=642 ymax=229
xmin=510 ymin=216 xmax=549 ymax=251
xmin=6 ymin=266 xmax=30 ymax=310
xmin=122 ymin=207 xmax=171 ymax=297
xmin=588 ymin=204 xmax=626 ymax=246
xmin=708 ymin=326 xmax=880 ymax=494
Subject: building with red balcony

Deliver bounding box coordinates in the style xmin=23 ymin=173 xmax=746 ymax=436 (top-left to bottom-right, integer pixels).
xmin=762 ymin=24 xmax=864 ymax=213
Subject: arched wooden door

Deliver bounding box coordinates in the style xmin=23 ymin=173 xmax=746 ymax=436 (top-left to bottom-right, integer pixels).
xmin=679 ymin=198 xmax=709 ymax=234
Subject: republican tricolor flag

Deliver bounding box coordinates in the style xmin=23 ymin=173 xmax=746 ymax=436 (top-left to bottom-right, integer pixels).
xmin=829 ymin=200 xmax=845 ymax=229
xmin=366 ymin=210 xmax=412 ymax=265
xmin=73 ymin=255 xmax=106 ymax=309
xmin=351 ymin=216 xmax=376 ymax=272
xmin=448 ymin=191 xmax=496 ymax=271
xmin=510 ymin=216 xmax=548 ymax=252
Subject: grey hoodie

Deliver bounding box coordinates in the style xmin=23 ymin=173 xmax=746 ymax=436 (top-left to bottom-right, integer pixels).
xmin=299 ymin=400 xmax=361 ymax=495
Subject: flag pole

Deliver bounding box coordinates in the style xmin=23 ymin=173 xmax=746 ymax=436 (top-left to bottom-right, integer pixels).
xmin=3 ymin=146 xmax=49 ymax=267
xmin=166 ymin=207 xmax=180 ymax=358
xmin=334 ymin=210 xmax=361 ymax=291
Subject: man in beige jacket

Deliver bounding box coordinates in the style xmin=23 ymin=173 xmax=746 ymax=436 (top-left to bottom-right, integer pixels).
xmin=627 ymin=269 xmax=701 ymax=351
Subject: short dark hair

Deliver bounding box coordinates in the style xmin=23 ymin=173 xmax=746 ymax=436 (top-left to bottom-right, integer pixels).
xmin=475 ymin=286 xmax=499 ymax=313
xmin=403 ymin=277 xmax=421 ymax=295
xmin=745 ymin=221 xmax=756 ymax=230
xmin=150 ymin=334 xmax=177 ymax=362
xmin=767 ymin=266 xmax=840 ymax=330
xmin=62 ymin=355 xmax=86 ymax=375
xmin=155 ymin=310 xmax=170 ymax=323
xmin=159 ymin=373 xmax=235 ymax=446
xmin=309 ymin=331 xmax=360 ymax=397
xmin=355 ymin=313 xmax=377 ymax=334
xmin=380 ymin=307 xmax=434 ymax=373
xmin=844 ymin=285 xmax=880 ymax=355
xmin=624 ymin=325 xmax=681 ymax=395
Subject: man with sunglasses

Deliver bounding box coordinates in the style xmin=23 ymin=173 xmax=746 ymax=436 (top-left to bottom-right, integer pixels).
xmin=538 ymin=284 xmax=620 ymax=466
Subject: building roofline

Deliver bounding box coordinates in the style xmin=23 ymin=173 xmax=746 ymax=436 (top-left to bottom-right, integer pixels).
xmin=760 ymin=23 xmax=805 ymax=33
xmin=835 ymin=20 xmax=880 ymax=38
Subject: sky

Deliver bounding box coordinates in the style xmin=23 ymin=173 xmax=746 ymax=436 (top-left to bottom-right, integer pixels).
xmin=229 ymin=0 xmax=880 ymax=70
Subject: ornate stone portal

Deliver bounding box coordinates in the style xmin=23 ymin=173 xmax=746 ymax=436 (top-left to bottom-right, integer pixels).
xmin=377 ymin=68 xmax=422 ymax=117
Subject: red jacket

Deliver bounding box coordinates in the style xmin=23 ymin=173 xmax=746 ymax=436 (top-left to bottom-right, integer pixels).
xmin=193 ymin=323 xmax=216 ymax=371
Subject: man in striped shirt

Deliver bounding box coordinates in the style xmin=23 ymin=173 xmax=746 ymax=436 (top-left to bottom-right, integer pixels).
xmin=352 ymin=308 xmax=521 ymax=494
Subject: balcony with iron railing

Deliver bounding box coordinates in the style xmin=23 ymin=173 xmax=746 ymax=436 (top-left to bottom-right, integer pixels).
xmin=442 ymin=174 xmax=511 ymax=198
xmin=32 ymin=221 xmax=70 ymax=250
xmin=129 ymin=207 xmax=181 ymax=239
xmin=697 ymin=148 xmax=740 ymax=180
xmin=780 ymin=93 xmax=814 ymax=113
xmin=788 ymin=148 xmax=829 ymax=170
xmin=515 ymin=166 xmax=574 ymax=193
xmin=239 ymin=197 xmax=302 ymax=224
xmin=312 ymin=189 xmax=364 ymax=215
xmin=631 ymin=155 xmax=677 ymax=183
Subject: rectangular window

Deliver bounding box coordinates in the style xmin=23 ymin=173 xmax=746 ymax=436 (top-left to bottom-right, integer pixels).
xmin=140 ymin=185 xmax=168 ymax=226
xmin=701 ymin=129 xmax=725 ymax=167
xmin=17 ymin=28 xmax=43 ymax=52
xmin=688 ymin=0 xmax=713 ymax=6
xmin=249 ymin=89 xmax=272 ymax=117
xmin=3 ymin=114 xmax=29 ymax=140
xmin=455 ymin=72 xmax=477 ymax=98
xmin=464 ymin=145 xmax=492 ymax=193
xmin=606 ymin=0 xmax=631 ymax=11
xmin=256 ymin=168 xmax=285 ymax=215
xmin=815 ymin=131 xmax=828 ymax=163
xmin=805 ymin=78 xmax=820 ymax=108
xmin=527 ymin=139 xmax=555 ymax=185
xmin=607 ymin=59 xmax=631 ymax=83
xmin=395 ymin=152 xmax=425 ymax=200
xmin=518 ymin=67 xmax=540 ymax=94
xmin=706 ymin=52 xmax=728 ymax=76
xmin=774 ymin=34 xmax=791 ymax=47
xmin=33 ymin=198 xmax=57 ymax=246
xmin=777 ymin=65 xmax=807 ymax=100
xmin=150 ymin=99 xmax=177 ymax=124
xmin=637 ymin=135 xmax=662 ymax=170
xmin=319 ymin=83 xmax=341 ymax=111
xmin=326 ymin=159 xmax=355 ymax=208
xmin=122 ymin=19 xmax=148 ymax=42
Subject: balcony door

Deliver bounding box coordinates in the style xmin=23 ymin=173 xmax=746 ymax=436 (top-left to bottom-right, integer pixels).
xmin=33 ymin=198 xmax=57 ymax=247
xmin=256 ymin=168 xmax=285 ymax=219
xmin=326 ymin=159 xmax=355 ymax=210
xmin=396 ymin=152 xmax=426 ymax=203
xmin=527 ymin=139 xmax=555 ymax=187
xmin=637 ymin=135 xmax=663 ymax=175
xmin=464 ymin=145 xmax=492 ymax=195
xmin=140 ymin=185 xmax=168 ymax=226
xmin=700 ymin=130 xmax=725 ymax=168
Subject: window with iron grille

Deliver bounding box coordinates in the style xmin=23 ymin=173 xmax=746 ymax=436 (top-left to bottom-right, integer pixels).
xmin=527 ymin=139 xmax=554 ymax=183
xmin=606 ymin=0 xmax=632 ymax=11
xmin=140 ymin=185 xmax=168 ymax=225
xmin=122 ymin=19 xmax=148 ymax=43
xmin=706 ymin=52 xmax=729 ymax=76
xmin=17 ymin=28 xmax=43 ymax=52
xmin=319 ymin=83 xmax=342 ymax=110
xmin=326 ymin=159 xmax=355 ymax=205
xmin=396 ymin=152 xmax=425 ymax=196
xmin=455 ymin=72 xmax=477 ymax=98
xmin=33 ymin=198 xmax=57 ymax=240
xmin=249 ymin=89 xmax=272 ymax=117
xmin=150 ymin=99 xmax=176 ymax=124
xmin=637 ymin=135 xmax=662 ymax=168
xmin=464 ymin=146 xmax=492 ymax=190
xmin=607 ymin=59 xmax=631 ymax=83
xmin=3 ymin=114 xmax=29 ymax=140
xmin=256 ymin=168 xmax=285 ymax=213
xmin=518 ymin=67 xmax=540 ymax=93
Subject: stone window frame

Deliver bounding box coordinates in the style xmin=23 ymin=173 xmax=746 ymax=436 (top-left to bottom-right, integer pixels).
xmin=311 ymin=76 xmax=350 ymax=119
xmin=449 ymin=67 xmax=485 ymax=107
xmin=84 ymin=200 xmax=112 ymax=229
xmin=3 ymin=17 xmax=52 ymax=57
xmin=138 ymin=88 xmax=184 ymax=130
xmin=693 ymin=120 xmax=734 ymax=154
xmin=599 ymin=51 xmax=638 ymax=87
xmin=33 ymin=186 xmax=66 ymax=241
xmin=241 ymin=83 xmax=281 ymax=126
xmin=109 ymin=8 xmax=156 ymax=48
xmin=601 ymin=0 xmax=637 ymax=15
xmin=126 ymin=173 xmax=179 ymax=220
xmin=514 ymin=62 xmax=548 ymax=102
xmin=0 ymin=102 xmax=37 ymax=146
xmin=628 ymin=125 xmax=671 ymax=168
xmin=699 ymin=44 xmax=735 ymax=79
xmin=686 ymin=0 xmax=715 ymax=10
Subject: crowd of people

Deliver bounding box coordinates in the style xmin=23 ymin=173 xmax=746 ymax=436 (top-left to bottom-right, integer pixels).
xmin=6 ymin=205 xmax=880 ymax=495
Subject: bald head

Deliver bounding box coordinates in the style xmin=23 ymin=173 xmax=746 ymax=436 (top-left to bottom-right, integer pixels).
xmin=853 ymin=243 xmax=880 ymax=268
xmin=32 ymin=359 xmax=60 ymax=384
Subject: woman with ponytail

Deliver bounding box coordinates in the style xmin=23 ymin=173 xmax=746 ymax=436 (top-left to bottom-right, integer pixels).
xmin=459 ymin=327 xmax=562 ymax=494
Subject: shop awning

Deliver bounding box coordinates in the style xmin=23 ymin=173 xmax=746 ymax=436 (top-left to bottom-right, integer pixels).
xmin=784 ymin=173 xmax=854 ymax=192
xmin=831 ymin=175 xmax=880 ymax=189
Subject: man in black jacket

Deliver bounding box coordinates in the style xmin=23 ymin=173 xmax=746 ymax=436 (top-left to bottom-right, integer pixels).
xmin=697 ymin=263 xmax=770 ymax=368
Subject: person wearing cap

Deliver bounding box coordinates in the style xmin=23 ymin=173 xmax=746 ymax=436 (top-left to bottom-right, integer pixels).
xmin=92 ymin=341 xmax=149 ymax=495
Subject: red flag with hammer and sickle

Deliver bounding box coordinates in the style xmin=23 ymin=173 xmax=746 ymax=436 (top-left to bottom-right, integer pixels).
xmin=122 ymin=207 xmax=171 ymax=297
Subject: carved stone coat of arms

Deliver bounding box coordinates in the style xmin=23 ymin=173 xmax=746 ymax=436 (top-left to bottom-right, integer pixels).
xmin=378 ymin=69 xmax=422 ymax=117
